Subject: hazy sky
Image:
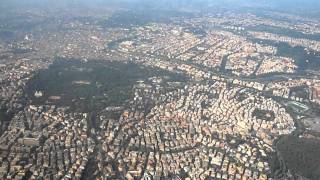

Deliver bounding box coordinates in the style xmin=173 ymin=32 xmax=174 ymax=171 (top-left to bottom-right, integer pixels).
xmin=1 ymin=0 xmax=320 ymax=14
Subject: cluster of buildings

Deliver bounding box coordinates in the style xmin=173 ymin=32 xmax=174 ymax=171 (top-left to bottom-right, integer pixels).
xmin=90 ymin=79 xmax=295 ymax=179
xmin=266 ymin=78 xmax=320 ymax=104
xmin=197 ymin=12 xmax=320 ymax=36
xmin=113 ymin=24 xmax=298 ymax=77
xmin=249 ymin=31 xmax=320 ymax=52
xmin=255 ymin=57 xmax=297 ymax=75
xmin=138 ymin=55 xmax=317 ymax=106
xmin=0 ymin=58 xmax=50 ymax=134
xmin=0 ymin=105 xmax=95 ymax=179
xmin=311 ymin=84 xmax=320 ymax=103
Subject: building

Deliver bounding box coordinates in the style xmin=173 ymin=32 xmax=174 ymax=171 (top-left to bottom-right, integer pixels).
xmin=311 ymin=84 xmax=320 ymax=101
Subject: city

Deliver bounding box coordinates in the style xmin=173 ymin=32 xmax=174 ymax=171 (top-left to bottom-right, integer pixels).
xmin=0 ymin=0 xmax=320 ymax=179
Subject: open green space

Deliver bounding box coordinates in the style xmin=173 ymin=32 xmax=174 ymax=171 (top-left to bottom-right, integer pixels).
xmin=277 ymin=135 xmax=320 ymax=180
xmin=25 ymin=58 xmax=187 ymax=112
